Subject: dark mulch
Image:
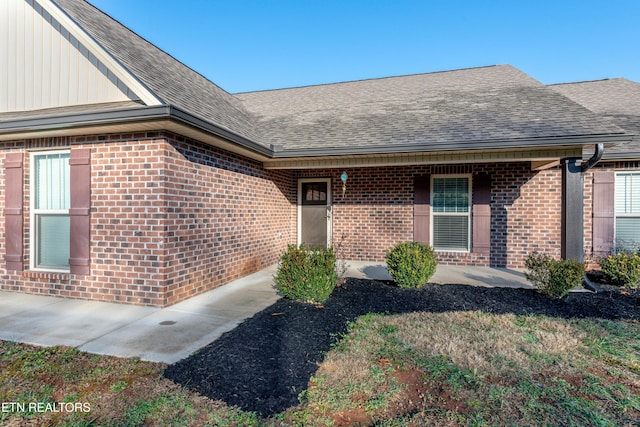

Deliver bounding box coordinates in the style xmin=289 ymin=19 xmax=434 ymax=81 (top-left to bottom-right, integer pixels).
xmin=164 ymin=279 xmax=639 ymax=417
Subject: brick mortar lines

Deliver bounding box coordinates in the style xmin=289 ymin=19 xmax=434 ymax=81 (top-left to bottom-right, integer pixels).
xmin=0 ymin=132 xmax=294 ymax=306
xmin=294 ymin=162 xmax=561 ymax=268
xmin=4 ymin=133 xmax=629 ymax=304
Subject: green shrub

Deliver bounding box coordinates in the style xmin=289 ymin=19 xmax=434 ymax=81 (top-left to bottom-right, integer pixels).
xmin=273 ymin=244 xmax=338 ymax=303
xmin=524 ymin=252 xmax=584 ymax=298
xmin=385 ymin=241 xmax=438 ymax=288
xmin=599 ymin=251 xmax=640 ymax=288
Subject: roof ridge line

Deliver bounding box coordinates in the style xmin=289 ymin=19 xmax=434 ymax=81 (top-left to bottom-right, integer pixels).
xmin=234 ymin=64 xmax=502 ymax=95
xmin=547 ymin=77 xmax=628 ymax=86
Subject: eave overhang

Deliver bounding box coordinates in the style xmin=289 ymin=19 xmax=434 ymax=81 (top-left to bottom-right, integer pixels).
xmin=264 ymin=134 xmax=631 ymax=170
xmin=0 ymin=105 xmax=633 ymax=170
xmin=265 ymin=146 xmax=584 ymax=170
xmin=599 ymin=151 xmax=640 ymax=162
xmin=269 ymin=134 xmax=630 ymax=159
xmin=0 ymin=105 xmax=273 ymax=162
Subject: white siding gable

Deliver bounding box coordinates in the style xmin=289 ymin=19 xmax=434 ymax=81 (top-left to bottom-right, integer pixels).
xmin=1 ymin=0 xmax=144 ymax=113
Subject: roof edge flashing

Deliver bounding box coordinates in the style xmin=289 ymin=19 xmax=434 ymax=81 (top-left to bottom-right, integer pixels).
xmin=0 ymin=105 xmax=172 ymax=131
xmin=166 ymin=105 xmax=272 ymax=156
xmin=0 ymin=104 xmax=273 ymax=158
xmin=270 ymin=133 xmax=632 ymax=159
xmin=0 ymin=107 xmax=632 ymax=163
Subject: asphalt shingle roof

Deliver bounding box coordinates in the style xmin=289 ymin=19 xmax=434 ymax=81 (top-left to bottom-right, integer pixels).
xmin=549 ymin=79 xmax=640 ymax=159
xmin=53 ymin=0 xmax=263 ymax=145
xmin=9 ymin=1 xmax=629 ymax=157
xmin=236 ymin=65 xmax=623 ymax=151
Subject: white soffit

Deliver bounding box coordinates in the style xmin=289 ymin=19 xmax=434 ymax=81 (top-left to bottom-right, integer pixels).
xmin=264 ymin=147 xmax=582 ymax=169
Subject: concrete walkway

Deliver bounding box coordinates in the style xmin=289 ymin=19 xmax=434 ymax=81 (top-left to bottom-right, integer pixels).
xmin=0 ymin=263 xmax=532 ymax=363
xmin=0 ymin=265 xmax=280 ymax=364
xmin=347 ymin=261 xmax=533 ymax=289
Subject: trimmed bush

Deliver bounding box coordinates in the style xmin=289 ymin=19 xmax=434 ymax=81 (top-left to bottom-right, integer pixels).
xmin=525 ymin=252 xmax=584 ymax=298
xmin=274 ymin=244 xmax=338 ymax=303
xmin=385 ymin=241 xmax=438 ymax=288
xmin=599 ymin=251 xmax=640 ymax=288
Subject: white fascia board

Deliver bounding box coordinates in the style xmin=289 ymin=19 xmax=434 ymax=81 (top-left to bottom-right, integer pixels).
xmin=41 ymin=0 xmax=163 ymax=106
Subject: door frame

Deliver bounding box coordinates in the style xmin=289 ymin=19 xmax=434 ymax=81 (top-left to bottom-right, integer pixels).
xmin=297 ymin=177 xmax=332 ymax=247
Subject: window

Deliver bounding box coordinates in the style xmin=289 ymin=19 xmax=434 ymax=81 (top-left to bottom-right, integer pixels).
xmin=431 ymin=175 xmax=471 ymax=251
xmin=30 ymin=151 xmax=70 ymax=271
xmin=302 ymin=182 xmax=327 ymax=205
xmin=615 ymin=172 xmax=640 ymax=250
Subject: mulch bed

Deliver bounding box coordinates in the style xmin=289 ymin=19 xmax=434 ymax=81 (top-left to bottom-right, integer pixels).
xmin=164 ymin=279 xmax=639 ymax=417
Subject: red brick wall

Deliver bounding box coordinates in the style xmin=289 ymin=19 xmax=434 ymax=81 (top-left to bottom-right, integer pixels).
xmin=499 ymin=166 xmax=562 ymax=267
xmin=160 ymin=134 xmax=294 ymax=305
xmin=293 ymin=168 xmax=414 ymax=261
xmin=80 ymin=135 xmax=168 ymax=305
xmin=294 ymin=162 xmax=562 ymax=268
xmin=2 ymin=132 xmax=606 ymax=306
xmin=0 ymin=133 xmax=294 ymax=306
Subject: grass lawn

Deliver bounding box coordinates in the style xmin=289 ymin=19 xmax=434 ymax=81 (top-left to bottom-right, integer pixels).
xmin=1 ymin=311 xmax=638 ymax=426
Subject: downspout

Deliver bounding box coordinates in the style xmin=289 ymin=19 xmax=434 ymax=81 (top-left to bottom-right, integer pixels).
xmin=580 ymin=143 xmax=604 ymax=172
xmin=581 ymin=143 xmax=605 ymax=292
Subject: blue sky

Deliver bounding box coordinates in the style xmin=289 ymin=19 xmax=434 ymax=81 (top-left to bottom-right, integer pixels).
xmin=87 ymin=0 xmax=639 ymax=94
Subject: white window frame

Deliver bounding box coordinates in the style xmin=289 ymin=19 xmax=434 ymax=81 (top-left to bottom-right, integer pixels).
xmin=29 ymin=150 xmax=71 ymax=272
xmin=430 ymin=174 xmax=472 ymax=252
xmin=614 ymin=171 xmax=640 ymax=251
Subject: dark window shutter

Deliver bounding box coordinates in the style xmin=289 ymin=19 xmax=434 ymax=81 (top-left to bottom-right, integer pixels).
xmin=4 ymin=153 xmax=24 ymax=271
xmin=414 ymin=175 xmax=430 ymax=244
xmin=472 ymin=173 xmax=491 ymax=254
xmin=592 ymin=171 xmax=615 ymax=255
xmin=69 ymin=148 xmax=91 ymax=275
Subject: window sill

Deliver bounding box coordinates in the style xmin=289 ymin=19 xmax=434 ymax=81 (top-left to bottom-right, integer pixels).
xmin=23 ymin=270 xmax=71 ymax=280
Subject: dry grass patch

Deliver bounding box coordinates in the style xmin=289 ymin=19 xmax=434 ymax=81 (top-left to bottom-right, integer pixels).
xmin=386 ymin=311 xmax=584 ymax=377
xmin=282 ymin=311 xmax=640 ymax=426
xmin=0 ymin=342 xmax=261 ymax=426
xmin=1 ymin=311 xmax=638 ymax=426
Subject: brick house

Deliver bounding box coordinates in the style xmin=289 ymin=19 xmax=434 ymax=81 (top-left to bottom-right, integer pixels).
xmin=549 ymin=79 xmax=640 ymax=257
xmin=0 ymin=0 xmax=638 ymax=306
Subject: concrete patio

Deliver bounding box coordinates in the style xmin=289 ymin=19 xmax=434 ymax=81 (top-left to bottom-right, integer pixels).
xmin=347 ymin=261 xmax=532 ymax=288
xmin=0 ymin=263 xmax=533 ymax=363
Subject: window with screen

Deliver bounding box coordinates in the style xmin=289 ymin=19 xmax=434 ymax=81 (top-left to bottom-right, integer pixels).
xmin=615 ymin=172 xmax=640 ymax=250
xmin=432 ymin=176 xmax=471 ymax=251
xmin=31 ymin=151 xmax=70 ymax=271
